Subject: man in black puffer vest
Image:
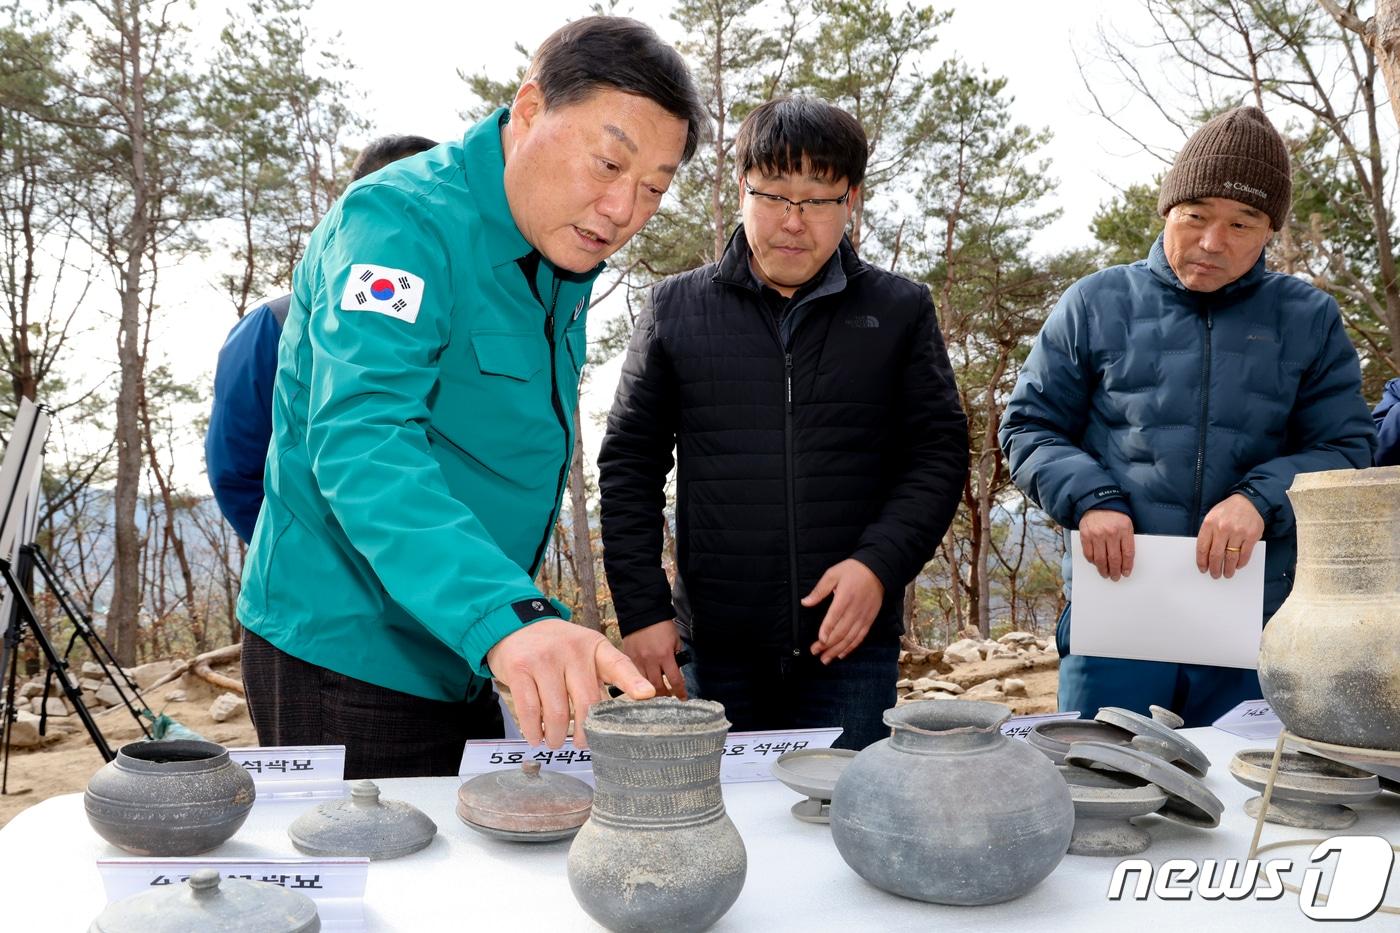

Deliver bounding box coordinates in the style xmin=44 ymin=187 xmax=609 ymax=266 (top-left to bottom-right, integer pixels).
xmin=598 ymin=98 xmax=968 ymax=749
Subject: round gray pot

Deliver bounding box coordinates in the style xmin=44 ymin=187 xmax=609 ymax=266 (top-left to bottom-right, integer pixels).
xmin=829 ymin=699 xmax=1074 ymax=905
xmin=84 ymin=740 xmax=255 ymax=856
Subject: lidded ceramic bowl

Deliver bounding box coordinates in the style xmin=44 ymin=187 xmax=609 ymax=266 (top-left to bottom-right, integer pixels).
xmin=288 ymin=780 xmax=437 ymax=860
xmin=457 ymin=762 xmax=593 ymax=841
xmin=89 ymin=868 xmax=319 ymax=932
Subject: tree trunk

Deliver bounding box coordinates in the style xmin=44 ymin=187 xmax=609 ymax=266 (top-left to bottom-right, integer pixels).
xmin=902 ymin=577 xmax=917 ymax=642
xmin=567 ymin=408 xmax=601 ymax=632
xmin=107 ymin=12 xmax=151 ymax=666
xmin=1370 ymin=0 xmax=1400 ymax=130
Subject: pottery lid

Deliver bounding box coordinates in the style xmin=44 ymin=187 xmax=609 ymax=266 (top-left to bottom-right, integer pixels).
xmin=1095 ymin=707 xmax=1211 ymax=777
xmin=287 ymin=781 xmax=437 ymax=860
xmin=89 ymin=869 xmax=319 ymax=933
xmin=1064 ymin=741 xmax=1224 ymax=828
xmin=456 ymin=762 xmax=593 ymax=834
xmin=1229 ymin=750 xmax=1381 ymax=805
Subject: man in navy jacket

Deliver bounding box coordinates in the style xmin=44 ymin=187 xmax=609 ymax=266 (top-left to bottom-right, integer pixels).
xmin=205 ymin=135 xmax=436 ymax=542
xmin=1000 ymin=107 xmax=1375 ymax=725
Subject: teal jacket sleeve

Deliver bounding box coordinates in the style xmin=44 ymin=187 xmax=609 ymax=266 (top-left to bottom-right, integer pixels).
xmin=999 ymin=282 xmax=1131 ymax=527
xmin=302 ymin=184 xmax=553 ymax=678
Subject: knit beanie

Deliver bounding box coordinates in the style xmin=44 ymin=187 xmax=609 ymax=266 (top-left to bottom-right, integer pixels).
xmin=1157 ymin=106 xmax=1291 ymax=230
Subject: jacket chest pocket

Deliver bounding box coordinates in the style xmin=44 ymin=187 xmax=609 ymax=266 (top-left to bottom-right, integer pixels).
xmin=432 ymin=331 xmax=553 ymax=471
xmin=472 ymin=332 xmax=546 ymax=382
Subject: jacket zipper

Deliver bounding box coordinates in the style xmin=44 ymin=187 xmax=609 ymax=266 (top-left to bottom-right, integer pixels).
xmin=1190 ymin=310 xmax=1214 ymax=527
xmin=521 ymin=256 xmax=568 ymax=577
xmin=784 ymin=352 xmax=800 ymax=658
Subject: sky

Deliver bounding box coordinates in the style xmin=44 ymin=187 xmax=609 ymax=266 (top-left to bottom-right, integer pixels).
xmin=137 ymin=0 xmax=1182 ymax=491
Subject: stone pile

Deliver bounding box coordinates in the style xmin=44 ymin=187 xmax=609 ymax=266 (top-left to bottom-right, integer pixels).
xmin=3 ymin=658 xmax=190 ymax=748
xmin=895 ymin=631 xmax=1056 ymax=706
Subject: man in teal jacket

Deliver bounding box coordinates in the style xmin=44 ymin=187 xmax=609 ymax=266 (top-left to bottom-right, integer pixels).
xmin=237 ymin=16 xmax=705 ymax=777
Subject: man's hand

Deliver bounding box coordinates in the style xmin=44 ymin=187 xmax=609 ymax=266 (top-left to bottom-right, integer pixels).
xmin=1080 ymin=509 xmax=1135 ymax=581
xmin=1196 ymin=493 xmax=1265 ymax=579
xmin=621 ymin=620 xmax=688 ymax=699
xmin=486 ymin=619 xmax=654 ymax=749
xmin=803 ymin=559 xmax=885 ymax=664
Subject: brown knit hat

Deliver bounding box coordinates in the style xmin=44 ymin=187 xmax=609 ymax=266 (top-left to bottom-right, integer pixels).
xmin=1157 ymin=106 xmax=1291 ymax=230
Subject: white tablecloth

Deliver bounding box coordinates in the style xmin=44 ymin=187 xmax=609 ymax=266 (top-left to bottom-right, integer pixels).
xmin=1 ymin=727 xmax=1395 ymax=930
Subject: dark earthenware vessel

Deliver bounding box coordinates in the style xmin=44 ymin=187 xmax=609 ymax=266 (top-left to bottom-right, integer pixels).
xmin=830 ymin=699 xmax=1073 ymax=905
xmin=566 ymin=698 xmax=746 ymax=933
xmin=84 ymin=740 xmax=255 ymax=856
xmin=1259 ymin=466 xmax=1400 ymax=750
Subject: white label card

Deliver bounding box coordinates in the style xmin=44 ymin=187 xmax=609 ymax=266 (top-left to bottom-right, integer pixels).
xmin=459 ymin=738 xmax=594 ymax=781
xmin=719 ymin=728 xmax=843 ymax=783
xmin=227 ymin=745 xmax=348 ymax=803
xmin=1212 ymin=699 xmax=1283 ymax=740
xmin=460 ymin=728 xmax=843 ymax=785
xmin=97 ymin=857 xmax=368 ymax=933
xmin=1000 ymin=711 xmax=1081 ymax=740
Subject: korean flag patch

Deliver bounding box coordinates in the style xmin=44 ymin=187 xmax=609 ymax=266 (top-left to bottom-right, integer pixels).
xmin=339 ymin=264 xmax=425 ymax=324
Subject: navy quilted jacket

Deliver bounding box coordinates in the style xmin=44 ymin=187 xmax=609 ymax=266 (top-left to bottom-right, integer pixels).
xmin=600 ymin=227 xmax=968 ymax=654
xmin=1000 ymin=234 xmax=1375 ymax=617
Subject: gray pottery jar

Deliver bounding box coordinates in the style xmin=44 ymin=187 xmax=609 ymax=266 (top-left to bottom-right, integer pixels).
xmin=1259 ymin=465 xmax=1400 ymax=751
xmin=829 ymin=699 xmax=1073 ymax=905
xmin=84 ymin=740 xmax=255 ymax=856
xmin=89 ymin=868 xmax=319 ymax=932
xmin=566 ymin=698 xmax=746 ymax=933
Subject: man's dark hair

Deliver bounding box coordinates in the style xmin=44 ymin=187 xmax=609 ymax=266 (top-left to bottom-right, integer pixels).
xmin=351 ymin=135 xmax=437 ymax=181
xmin=528 ymin=16 xmax=706 ymax=163
xmin=735 ymin=97 xmax=868 ymax=188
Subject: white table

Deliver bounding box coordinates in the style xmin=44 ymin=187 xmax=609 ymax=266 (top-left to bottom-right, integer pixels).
xmin=1 ymin=728 xmax=1395 ymax=930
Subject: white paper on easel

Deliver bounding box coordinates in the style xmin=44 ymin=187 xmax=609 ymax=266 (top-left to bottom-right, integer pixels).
xmin=1069 ymin=532 xmax=1264 ymax=669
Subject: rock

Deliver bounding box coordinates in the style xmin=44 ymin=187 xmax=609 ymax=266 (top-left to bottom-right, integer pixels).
xmin=1034 ymin=638 xmax=1050 ymax=651
xmin=166 ymin=689 xmax=187 ymax=703
xmin=911 ymin=677 xmax=963 ymax=695
xmin=962 ymin=680 xmax=1005 ymax=700
xmin=895 ymin=678 xmax=914 ymax=689
xmin=7 ymin=710 xmax=42 ymax=748
xmin=94 ymin=683 xmax=124 ymax=707
xmin=125 ymin=659 xmax=180 ymax=691
xmin=30 ymin=696 xmax=70 ymax=717
xmin=79 ymin=678 xmax=104 ymax=692
xmin=1003 ymin=678 xmax=1029 ymax=698
xmin=943 ymin=639 xmax=983 ymax=666
xmin=17 ymin=681 xmax=44 ymax=699
xmin=998 ymin=631 xmax=1038 ymax=646
xmin=209 ymin=692 xmax=247 ymax=723
xmin=81 ymin=660 xmax=105 ymax=677
xmin=81 ymin=690 xmax=101 ymax=708
xmin=988 ymin=644 xmax=1020 ymax=660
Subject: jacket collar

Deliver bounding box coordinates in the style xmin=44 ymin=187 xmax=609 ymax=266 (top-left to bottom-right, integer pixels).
xmin=712 ymin=224 xmax=864 ymax=307
xmin=463 ymin=107 xmax=605 ymax=283
xmin=1146 ymin=232 xmax=1266 ymax=301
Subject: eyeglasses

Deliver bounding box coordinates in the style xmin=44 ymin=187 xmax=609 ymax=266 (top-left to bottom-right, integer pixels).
xmin=743 ymin=177 xmax=851 ymax=222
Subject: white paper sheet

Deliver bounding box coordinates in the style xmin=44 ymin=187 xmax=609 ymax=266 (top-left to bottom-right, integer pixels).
xmin=1069 ymin=531 xmax=1265 ymax=669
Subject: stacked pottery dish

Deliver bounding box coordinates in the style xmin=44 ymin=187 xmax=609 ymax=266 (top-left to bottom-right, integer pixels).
xmin=84 ymin=740 xmax=255 ymax=856
xmin=1228 ymin=749 xmax=1380 ymax=829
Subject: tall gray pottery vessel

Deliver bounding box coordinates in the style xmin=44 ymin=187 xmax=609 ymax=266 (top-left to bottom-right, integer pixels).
xmin=566 ymin=698 xmax=746 ymax=933
xmin=84 ymin=740 xmax=255 ymax=856
xmin=1258 ymin=466 xmax=1400 ymax=751
xmin=829 ymin=699 xmax=1074 ymax=905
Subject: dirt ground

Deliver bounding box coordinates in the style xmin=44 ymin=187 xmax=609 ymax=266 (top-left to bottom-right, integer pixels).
xmin=0 ymin=667 xmax=258 ymax=830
